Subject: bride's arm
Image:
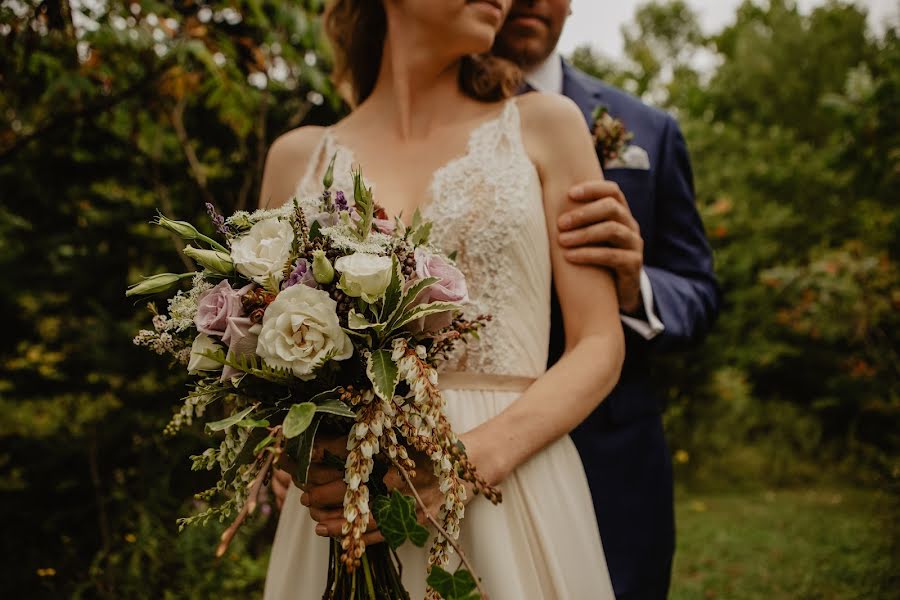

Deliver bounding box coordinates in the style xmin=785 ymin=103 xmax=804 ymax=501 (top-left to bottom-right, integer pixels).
xmin=462 ymin=95 xmax=625 ymax=486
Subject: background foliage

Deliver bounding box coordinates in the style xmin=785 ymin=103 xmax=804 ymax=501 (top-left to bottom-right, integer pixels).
xmin=2 ymin=0 xmax=897 ymax=597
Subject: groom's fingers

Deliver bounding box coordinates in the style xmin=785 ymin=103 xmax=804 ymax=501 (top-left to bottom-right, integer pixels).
xmin=559 ymin=221 xmax=642 ymax=251
xmin=306 ymin=464 xmax=343 ymax=486
xmin=558 ymin=197 xmax=637 ymax=234
xmin=563 ymin=246 xmax=642 ymax=272
xmin=568 ymin=180 xmax=626 ymax=205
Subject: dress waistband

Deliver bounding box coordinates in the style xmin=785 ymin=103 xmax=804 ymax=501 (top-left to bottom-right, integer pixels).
xmin=438 ymin=371 xmax=536 ymax=392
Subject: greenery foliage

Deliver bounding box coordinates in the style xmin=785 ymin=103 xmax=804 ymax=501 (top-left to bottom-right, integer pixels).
xmin=2 ymin=0 xmax=897 ymax=596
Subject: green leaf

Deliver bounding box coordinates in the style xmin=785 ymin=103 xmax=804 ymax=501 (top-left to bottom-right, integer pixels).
xmin=221 ymin=429 xmax=267 ymax=485
xmin=372 ymin=490 xmax=430 ymax=550
xmin=387 ymin=276 xmax=440 ymax=327
xmin=352 ymin=167 xmax=374 ymax=241
xmin=283 ymin=402 xmax=316 ymax=438
xmin=293 ymin=414 xmax=321 ymax=485
xmin=367 ymin=349 xmax=399 ymax=401
xmin=308 ymin=219 xmax=322 ymax=240
xmin=409 ymin=221 xmax=433 ymax=246
xmin=426 ymin=566 xmax=479 ymax=600
xmin=315 ymin=399 xmax=356 ymax=418
xmin=380 ymin=254 xmax=404 ymax=322
xmin=206 ymin=404 xmax=256 ymax=432
xmin=392 ymin=301 xmax=461 ymax=331
xmin=253 ymin=434 xmax=275 ymax=455
xmin=348 ymin=309 xmax=376 ymax=330
xmin=237 ymin=418 xmax=270 ymax=429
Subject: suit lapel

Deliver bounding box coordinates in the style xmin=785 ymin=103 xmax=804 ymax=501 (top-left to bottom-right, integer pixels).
xmin=562 ymin=60 xmax=605 ymax=129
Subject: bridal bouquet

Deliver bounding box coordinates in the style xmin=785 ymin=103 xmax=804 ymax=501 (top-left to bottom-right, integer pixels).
xmin=128 ymin=158 xmax=498 ymax=599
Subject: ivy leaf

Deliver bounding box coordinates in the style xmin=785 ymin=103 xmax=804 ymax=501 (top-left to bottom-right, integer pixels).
xmin=293 ymin=414 xmax=321 ymax=485
xmin=206 ymin=404 xmax=256 ymax=432
xmin=372 ymin=490 xmax=430 ymax=549
xmin=367 ymin=349 xmax=399 ymax=401
xmin=283 ymin=402 xmax=316 ymax=438
xmin=426 ymin=567 xmax=480 ymax=600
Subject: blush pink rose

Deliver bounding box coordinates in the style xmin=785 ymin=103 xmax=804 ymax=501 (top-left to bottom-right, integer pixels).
xmin=414 ymin=248 xmax=468 ymax=303
xmin=373 ymin=218 xmax=396 ymax=235
xmin=194 ymin=281 xmax=255 ymax=337
xmin=220 ymin=316 xmax=261 ymax=381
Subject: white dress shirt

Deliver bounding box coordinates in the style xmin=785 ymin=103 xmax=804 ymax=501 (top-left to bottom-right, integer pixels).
xmin=525 ymin=53 xmax=666 ymax=340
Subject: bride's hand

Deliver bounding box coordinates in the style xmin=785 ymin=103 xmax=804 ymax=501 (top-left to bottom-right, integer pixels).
xmin=302 ymin=441 xmax=478 ymax=545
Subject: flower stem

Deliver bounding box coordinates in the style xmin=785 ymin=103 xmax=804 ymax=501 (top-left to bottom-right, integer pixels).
xmin=361 ymin=552 xmax=376 ymax=599
xmin=392 ymin=461 xmax=490 ymax=600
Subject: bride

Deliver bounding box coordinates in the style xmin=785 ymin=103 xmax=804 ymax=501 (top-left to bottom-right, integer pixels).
xmin=260 ymin=0 xmax=624 ymax=597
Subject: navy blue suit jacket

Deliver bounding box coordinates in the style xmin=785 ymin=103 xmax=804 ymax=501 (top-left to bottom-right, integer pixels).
xmin=551 ymin=61 xmax=720 ymax=598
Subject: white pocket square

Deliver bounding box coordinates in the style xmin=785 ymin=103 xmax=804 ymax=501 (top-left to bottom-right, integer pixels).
xmin=605 ymin=145 xmax=650 ymax=170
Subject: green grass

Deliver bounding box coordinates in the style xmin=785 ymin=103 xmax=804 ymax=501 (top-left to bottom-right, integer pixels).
xmin=671 ymin=486 xmax=899 ymax=600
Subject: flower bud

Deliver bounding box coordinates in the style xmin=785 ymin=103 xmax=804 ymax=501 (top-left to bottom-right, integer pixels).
xmin=153 ymin=212 xmax=202 ymax=240
xmin=322 ymin=153 xmax=337 ymax=190
xmin=312 ymin=250 xmax=335 ymax=285
xmin=126 ymin=272 xmax=193 ymax=297
xmin=183 ymin=245 xmax=234 ymax=275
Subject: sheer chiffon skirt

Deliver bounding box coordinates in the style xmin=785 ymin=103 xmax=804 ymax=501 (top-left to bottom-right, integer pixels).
xmin=264 ymin=388 xmax=615 ymax=600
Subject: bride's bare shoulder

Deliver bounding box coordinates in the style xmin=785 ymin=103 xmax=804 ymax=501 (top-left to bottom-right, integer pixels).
xmin=259 ymin=125 xmax=329 ymax=209
xmin=516 ymin=92 xmax=585 ymax=135
xmin=515 ymin=93 xmax=592 ymax=171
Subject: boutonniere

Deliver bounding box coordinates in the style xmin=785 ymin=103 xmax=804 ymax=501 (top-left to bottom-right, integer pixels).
xmin=591 ymin=104 xmax=634 ymax=168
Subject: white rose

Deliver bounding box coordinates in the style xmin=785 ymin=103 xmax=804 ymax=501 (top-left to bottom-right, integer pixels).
xmin=335 ymin=253 xmax=393 ymax=303
xmin=255 ymin=285 xmax=353 ymax=380
xmin=188 ymin=333 xmax=223 ymax=373
xmin=230 ymin=218 xmax=293 ymax=285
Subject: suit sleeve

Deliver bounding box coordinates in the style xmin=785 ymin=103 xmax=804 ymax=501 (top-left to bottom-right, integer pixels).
xmin=643 ymin=116 xmax=721 ymax=351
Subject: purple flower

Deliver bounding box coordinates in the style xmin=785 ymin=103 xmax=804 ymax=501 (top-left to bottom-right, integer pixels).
xmin=205 ymin=202 xmax=228 ymax=235
xmin=284 ymin=258 xmax=317 ymax=289
xmin=335 ymin=190 xmax=348 ymax=212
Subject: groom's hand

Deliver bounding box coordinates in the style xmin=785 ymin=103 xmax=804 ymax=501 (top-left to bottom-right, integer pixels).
xmin=557 ymin=180 xmax=644 ymax=314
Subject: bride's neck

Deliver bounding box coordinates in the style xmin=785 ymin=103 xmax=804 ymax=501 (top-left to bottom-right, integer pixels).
xmin=363 ymin=33 xmax=471 ymax=140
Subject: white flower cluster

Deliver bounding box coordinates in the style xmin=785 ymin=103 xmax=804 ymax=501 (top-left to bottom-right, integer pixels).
xmin=391 ymin=340 xmax=467 ymax=569
xmin=165 ymin=392 xmax=212 ymax=435
xmin=167 ymin=273 xmax=212 ymax=331
xmin=321 ymin=224 xmax=393 ymax=254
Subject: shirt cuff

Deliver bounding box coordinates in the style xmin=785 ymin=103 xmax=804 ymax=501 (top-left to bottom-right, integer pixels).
xmin=620 ymin=269 xmax=666 ymax=340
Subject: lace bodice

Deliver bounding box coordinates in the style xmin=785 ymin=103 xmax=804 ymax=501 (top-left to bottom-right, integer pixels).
xmin=296 ymin=100 xmax=550 ymax=377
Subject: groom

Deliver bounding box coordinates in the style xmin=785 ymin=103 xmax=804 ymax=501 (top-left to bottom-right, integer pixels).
xmin=494 ymin=1 xmax=720 ymax=598
xmin=273 ymin=0 xmax=719 ymax=596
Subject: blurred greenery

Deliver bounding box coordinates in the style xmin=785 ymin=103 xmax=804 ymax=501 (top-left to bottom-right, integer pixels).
xmin=1 ymin=0 xmax=897 ymax=597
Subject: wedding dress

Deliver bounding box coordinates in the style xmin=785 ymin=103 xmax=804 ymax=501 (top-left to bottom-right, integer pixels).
xmin=265 ymin=98 xmax=615 ymax=599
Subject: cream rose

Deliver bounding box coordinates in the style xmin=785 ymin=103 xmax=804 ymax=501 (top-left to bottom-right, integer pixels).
xmin=255 ymin=285 xmax=353 ymax=380
xmin=335 ymin=253 xmax=393 ymax=303
xmin=188 ymin=333 xmax=223 ymax=373
xmin=230 ymin=218 xmax=293 ymax=285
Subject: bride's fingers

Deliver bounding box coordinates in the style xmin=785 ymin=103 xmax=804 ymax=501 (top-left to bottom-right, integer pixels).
xmin=306 ymin=464 xmax=343 ymax=486
xmin=310 ymin=435 xmax=349 ymax=463
xmin=301 ymin=479 xmax=347 ymax=509
xmin=313 ymin=514 xmax=380 ymax=538
xmin=308 ymin=506 xmax=342 ymax=523
xmin=362 ymin=531 xmax=385 ymax=546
